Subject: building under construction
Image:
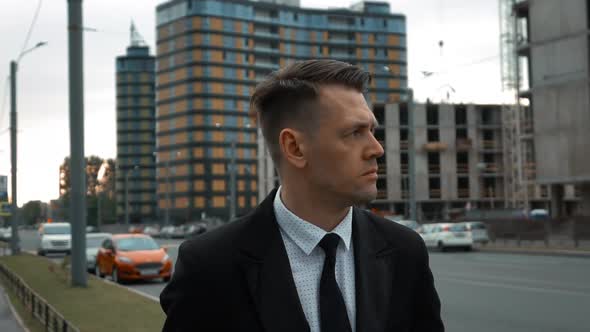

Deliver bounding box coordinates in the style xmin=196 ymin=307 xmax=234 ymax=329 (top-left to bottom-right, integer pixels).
xmin=500 ymin=0 xmax=590 ymax=219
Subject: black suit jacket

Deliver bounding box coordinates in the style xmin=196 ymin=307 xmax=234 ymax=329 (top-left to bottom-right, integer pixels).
xmin=160 ymin=189 xmax=444 ymax=332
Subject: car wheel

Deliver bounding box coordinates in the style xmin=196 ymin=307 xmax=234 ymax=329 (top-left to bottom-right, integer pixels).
xmin=112 ymin=266 xmax=120 ymax=284
xmin=437 ymin=241 xmax=446 ymax=252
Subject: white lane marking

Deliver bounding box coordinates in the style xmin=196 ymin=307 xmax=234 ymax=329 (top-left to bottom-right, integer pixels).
xmin=438 ymin=276 xmax=590 ymax=297
xmin=437 ymin=272 xmax=590 ymax=292
xmin=99 ymin=277 xmax=160 ymax=302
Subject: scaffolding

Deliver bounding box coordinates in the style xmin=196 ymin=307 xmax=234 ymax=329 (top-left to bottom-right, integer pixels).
xmin=499 ymin=0 xmax=531 ymax=212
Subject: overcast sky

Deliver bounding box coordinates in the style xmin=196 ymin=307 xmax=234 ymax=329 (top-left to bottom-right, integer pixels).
xmin=0 ymin=0 xmax=509 ymax=204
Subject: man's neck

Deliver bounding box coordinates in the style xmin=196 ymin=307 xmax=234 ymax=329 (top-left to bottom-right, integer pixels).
xmin=279 ymin=185 xmax=350 ymax=232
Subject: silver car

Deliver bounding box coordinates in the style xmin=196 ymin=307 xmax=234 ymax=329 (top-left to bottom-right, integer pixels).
xmin=86 ymin=232 xmax=112 ymax=272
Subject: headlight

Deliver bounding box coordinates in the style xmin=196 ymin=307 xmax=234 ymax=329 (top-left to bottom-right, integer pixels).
xmin=161 ymin=254 xmax=170 ymax=263
xmin=117 ymin=256 xmax=133 ymax=264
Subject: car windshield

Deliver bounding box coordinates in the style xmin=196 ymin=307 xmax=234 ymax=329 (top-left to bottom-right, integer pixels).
xmin=43 ymin=225 xmax=70 ymax=235
xmin=86 ymin=236 xmax=109 ymax=248
xmin=469 ymin=223 xmax=487 ymax=230
xmin=115 ymin=237 xmax=159 ymax=251
xmin=450 ymin=224 xmax=468 ymax=232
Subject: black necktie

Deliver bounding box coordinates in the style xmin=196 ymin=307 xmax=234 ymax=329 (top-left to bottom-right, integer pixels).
xmin=318 ymin=233 xmax=352 ymax=332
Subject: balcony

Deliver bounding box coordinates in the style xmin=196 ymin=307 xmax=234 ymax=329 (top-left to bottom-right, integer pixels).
xmin=423 ymin=142 xmax=448 ymax=152
xmin=480 ymin=140 xmax=498 ymax=150
xmin=457 ymin=163 xmax=469 ymax=174
xmin=377 ymin=163 xmax=387 ymax=175
xmin=377 ymin=190 xmax=388 ymax=200
xmin=456 ymin=138 xmax=472 ymax=151
xmin=401 ymin=163 xmax=408 ymax=174
xmin=479 ymin=163 xmax=502 ymax=175
xmin=428 ymin=164 xmax=441 ymax=174
xmin=458 ymin=188 xmax=470 ymax=199
xmin=429 ymin=189 xmax=442 ymax=199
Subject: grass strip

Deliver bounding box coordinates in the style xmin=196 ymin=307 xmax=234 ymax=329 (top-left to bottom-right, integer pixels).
xmin=0 ymin=254 xmax=165 ymax=332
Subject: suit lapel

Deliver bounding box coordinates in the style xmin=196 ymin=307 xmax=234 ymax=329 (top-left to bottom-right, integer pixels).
xmin=353 ymin=208 xmax=398 ymax=332
xmin=238 ymin=189 xmax=310 ymax=332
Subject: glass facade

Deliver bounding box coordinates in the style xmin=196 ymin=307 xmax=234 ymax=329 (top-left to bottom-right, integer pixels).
xmin=156 ymin=0 xmax=407 ymax=220
xmin=116 ymin=45 xmax=157 ymax=222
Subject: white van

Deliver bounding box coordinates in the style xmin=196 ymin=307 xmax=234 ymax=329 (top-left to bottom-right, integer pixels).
xmin=37 ymin=222 xmax=71 ymax=256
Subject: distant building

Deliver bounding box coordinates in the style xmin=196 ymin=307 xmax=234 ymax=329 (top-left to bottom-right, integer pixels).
xmin=514 ymin=0 xmax=590 ymax=218
xmin=115 ymin=24 xmax=157 ymax=223
xmin=258 ymin=102 xmax=580 ymax=222
xmin=156 ymin=0 xmax=407 ymax=220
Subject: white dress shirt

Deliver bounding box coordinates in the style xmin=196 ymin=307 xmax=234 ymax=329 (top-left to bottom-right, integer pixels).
xmin=273 ymin=186 xmax=356 ymax=332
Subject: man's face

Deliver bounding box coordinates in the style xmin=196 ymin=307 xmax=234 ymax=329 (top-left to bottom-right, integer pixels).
xmin=302 ymin=84 xmax=384 ymax=206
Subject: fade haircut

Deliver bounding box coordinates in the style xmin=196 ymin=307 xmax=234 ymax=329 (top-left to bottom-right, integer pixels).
xmin=250 ymin=59 xmax=371 ymax=166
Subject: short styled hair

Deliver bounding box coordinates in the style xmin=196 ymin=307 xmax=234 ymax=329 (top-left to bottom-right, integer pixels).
xmin=250 ymin=59 xmax=371 ymax=166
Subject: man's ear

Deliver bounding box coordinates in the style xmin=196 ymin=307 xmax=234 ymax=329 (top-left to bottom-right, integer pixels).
xmin=279 ymin=128 xmax=307 ymax=169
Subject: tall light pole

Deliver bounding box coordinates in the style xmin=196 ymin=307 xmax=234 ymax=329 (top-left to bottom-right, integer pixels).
xmin=156 ymin=151 xmax=180 ymax=227
xmin=124 ymin=165 xmax=139 ymax=226
xmin=216 ymin=123 xmax=238 ymax=221
xmin=9 ymin=41 xmax=47 ymax=255
xmin=68 ymin=0 xmax=87 ymax=287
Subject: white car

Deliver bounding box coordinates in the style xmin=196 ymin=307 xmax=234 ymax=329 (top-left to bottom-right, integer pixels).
xmin=462 ymin=221 xmax=490 ymax=244
xmin=420 ymin=223 xmax=473 ymax=251
xmin=86 ymin=232 xmax=112 ymax=272
xmin=0 ymin=227 xmax=11 ymax=241
xmin=37 ymin=222 xmax=71 ymax=256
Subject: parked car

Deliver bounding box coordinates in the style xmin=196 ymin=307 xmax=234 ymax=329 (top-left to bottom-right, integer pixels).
xmin=420 ymin=223 xmax=473 ymax=251
xmin=142 ymin=226 xmax=160 ymax=237
xmin=37 ymin=222 xmax=71 ymax=256
xmin=159 ymin=226 xmax=176 ymax=239
xmin=0 ymin=227 xmax=11 ymax=241
xmin=86 ymin=232 xmax=112 ymax=273
xmin=185 ymin=222 xmax=207 ymax=238
xmin=462 ymin=221 xmax=490 ymax=244
xmin=95 ymin=234 xmax=172 ymax=283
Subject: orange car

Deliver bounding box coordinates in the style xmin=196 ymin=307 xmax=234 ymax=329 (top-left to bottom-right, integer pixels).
xmin=94 ymin=234 xmax=172 ymax=283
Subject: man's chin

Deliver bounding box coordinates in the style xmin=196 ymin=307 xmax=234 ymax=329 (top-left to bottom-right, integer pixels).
xmin=351 ymin=190 xmax=378 ymax=205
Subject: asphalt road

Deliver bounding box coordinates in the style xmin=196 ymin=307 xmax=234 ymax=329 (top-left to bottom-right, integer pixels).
xmin=16 ymin=230 xmax=590 ymax=331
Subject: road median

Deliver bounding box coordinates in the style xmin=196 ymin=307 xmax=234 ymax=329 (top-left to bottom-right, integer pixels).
xmin=0 ymin=253 xmax=165 ymax=332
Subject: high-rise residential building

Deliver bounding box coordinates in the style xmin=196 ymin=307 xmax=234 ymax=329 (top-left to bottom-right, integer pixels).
xmin=513 ymin=0 xmax=590 ymax=219
xmin=115 ymin=24 xmax=157 ymax=223
xmin=156 ymin=0 xmax=407 ymax=220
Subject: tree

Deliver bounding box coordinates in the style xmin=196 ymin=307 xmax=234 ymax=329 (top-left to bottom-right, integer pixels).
xmin=22 ymin=200 xmax=41 ymax=225
xmin=58 ymin=156 xmax=117 ymax=225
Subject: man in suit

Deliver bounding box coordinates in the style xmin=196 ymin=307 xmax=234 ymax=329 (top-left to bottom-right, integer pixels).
xmin=160 ymin=59 xmax=444 ymax=332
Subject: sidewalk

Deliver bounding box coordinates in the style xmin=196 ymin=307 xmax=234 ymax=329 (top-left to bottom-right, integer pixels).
xmin=0 ymin=284 xmax=25 ymax=332
xmin=475 ymin=238 xmax=590 ymax=257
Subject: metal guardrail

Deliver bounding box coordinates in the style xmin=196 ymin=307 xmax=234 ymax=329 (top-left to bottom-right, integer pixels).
xmin=0 ymin=262 xmax=80 ymax=332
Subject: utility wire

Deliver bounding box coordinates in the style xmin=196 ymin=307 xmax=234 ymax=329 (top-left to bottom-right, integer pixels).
xmin=18 ymin=0 xmax=44 ymax=60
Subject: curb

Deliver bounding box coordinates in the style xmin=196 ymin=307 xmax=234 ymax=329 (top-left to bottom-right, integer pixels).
xmin=0 ymin=284 xmax=31 ymax=332
xmin=475 ymin=246 xmax=590 ymax=258
xmin=95 ymin=275 xmax=160 ymax=303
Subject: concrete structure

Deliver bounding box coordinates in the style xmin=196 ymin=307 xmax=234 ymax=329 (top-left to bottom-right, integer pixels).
xmin=258 ymin=102 xmax=580 ymax=222
xmin=156 ymin=0 xmax=407 ymax=220
xmin=115 ymin=24 xmax=157 ymax=222
xmin=514 ymin=0 xmax=590 ymax=218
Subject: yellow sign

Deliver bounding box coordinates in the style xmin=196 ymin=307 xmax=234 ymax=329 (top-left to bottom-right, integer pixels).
xmin=0 ymin=202 xmax=11 ymax=217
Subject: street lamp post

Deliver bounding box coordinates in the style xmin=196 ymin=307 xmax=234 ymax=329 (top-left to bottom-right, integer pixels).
xmin=124 ymin=165 xmax=139 ymax=226
xmin=96 ymin=162 xmax=108 ymax=231
xmin=9 ymin=41 xmax=47 ymax=255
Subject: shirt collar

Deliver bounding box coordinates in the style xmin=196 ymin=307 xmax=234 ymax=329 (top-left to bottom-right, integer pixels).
xmin=273 ymin=186 xmax=353 ymax=256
